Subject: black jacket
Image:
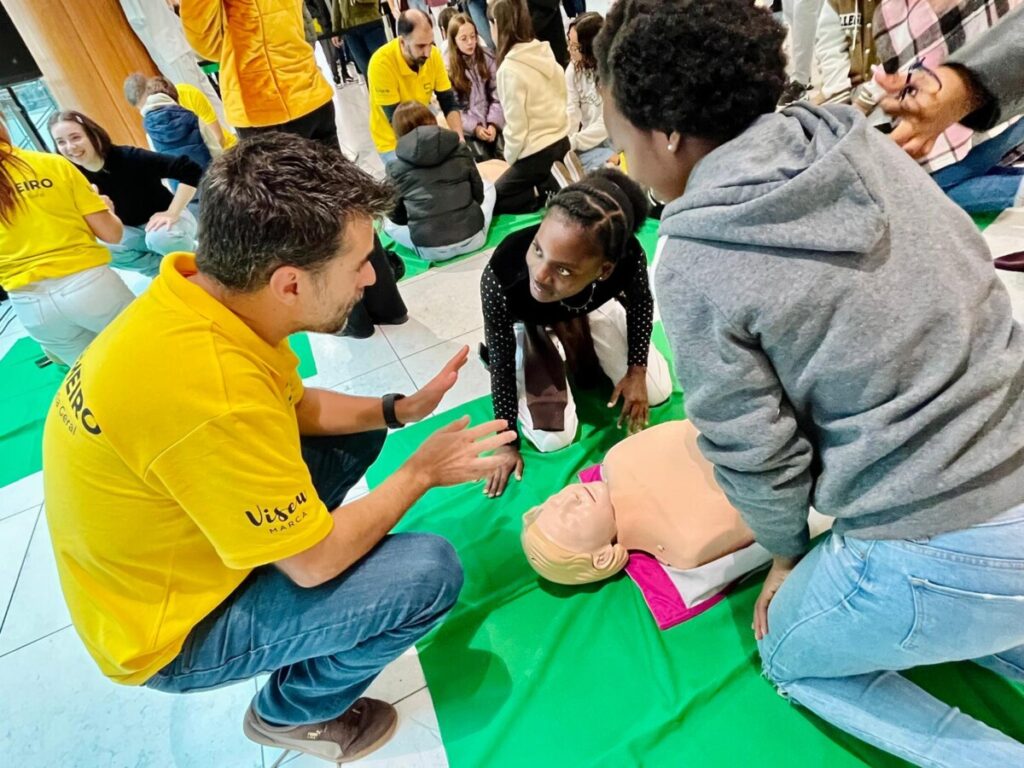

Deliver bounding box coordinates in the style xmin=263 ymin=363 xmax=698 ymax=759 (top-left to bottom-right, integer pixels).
xmin=387 ymin=125 xmax=485 ymax=248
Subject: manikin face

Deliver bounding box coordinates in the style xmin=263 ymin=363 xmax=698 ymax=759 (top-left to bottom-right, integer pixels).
xmin=455 ymin=22 xmax=477 ymax=57
xmin=51 ymin=121 xmax=101 ymax=168
xmin=534 ymin=481 xmax=616 ymax=555
xmin=401 ymin=21 xmax=435 ymax=69
xmin=527 ymin=214 xmax=614 ymax=303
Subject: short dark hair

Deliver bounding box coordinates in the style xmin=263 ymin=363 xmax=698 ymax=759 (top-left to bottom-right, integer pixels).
xmin=569 ymin=12 xmax=602 ymax=72
xmin=47 ymin=110 xmax=113 ymax=159
xmin=143 ymin=76 xmax=179 ymax=102
xmin=195 ymin=133 xmax=395 ymax=292
xmin=594 ymin=0 xmax=786 ymax=142
xmin=123 ymin=72 xmax=148 ymax=107
xmin=397 ymin=9 xmax=431 ymax=37
xmin=548 ymin=167 xmax=649 ymax=264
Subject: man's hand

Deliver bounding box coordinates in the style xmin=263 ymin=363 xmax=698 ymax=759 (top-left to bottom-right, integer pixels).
xmin=753 ymin=554 xmax=802 ymax=641
xmin=406 ymin=417 xmax=517 ymax=487
xmin=878 ymin=66 xmax=983 ymax=159
xmin=146 ymin=210 xmax=180 ymax=232
xmin=395 ymin=345 xmax=469 ymax=424
xmin=484 ymin=444 xmax=523 ymax=499
xmin=609 ymin=366 xmax=650 ymax=434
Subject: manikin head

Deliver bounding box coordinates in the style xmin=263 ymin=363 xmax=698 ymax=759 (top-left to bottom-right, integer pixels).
xmin=521 ymin=481 xmax=628 ymax=585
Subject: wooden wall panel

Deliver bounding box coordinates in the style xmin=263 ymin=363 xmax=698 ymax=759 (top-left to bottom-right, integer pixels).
xmin=2 ymin=0 xmax=159 ymax=146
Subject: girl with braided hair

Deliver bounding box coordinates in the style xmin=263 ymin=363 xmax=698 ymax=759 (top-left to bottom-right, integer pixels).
xmin=479 ymin=167 xmax=672 ymax=498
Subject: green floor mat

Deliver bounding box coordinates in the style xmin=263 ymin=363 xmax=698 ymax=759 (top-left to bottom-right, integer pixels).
xmin=972 ymin=211 xmax=1003 ymax=231
xmin=366 ymin=390 xmax=1024 ymax=767
xmin=0 ymin=337 xmax=66 ymax=488
xmin=288 ymin=333 xmax=318 ymax=379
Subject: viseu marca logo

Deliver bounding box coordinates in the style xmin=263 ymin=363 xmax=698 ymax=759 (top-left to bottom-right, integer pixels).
xmin=244 ymin=492 xmax=310 ymax=534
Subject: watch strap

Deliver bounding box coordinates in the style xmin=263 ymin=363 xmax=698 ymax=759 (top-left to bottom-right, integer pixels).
xmin=382 ymin=393 xmax=406 ymax=429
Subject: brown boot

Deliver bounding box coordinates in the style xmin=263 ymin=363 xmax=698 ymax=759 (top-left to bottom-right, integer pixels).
xmin=243 ymin=697 xmax=398 ymax=766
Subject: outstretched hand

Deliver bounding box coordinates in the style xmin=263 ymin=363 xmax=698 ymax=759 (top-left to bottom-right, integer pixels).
xmin=407 ymin=417 xmax=518 ymax=488
xmin=396 ymin=345 xmax=469 ymax=424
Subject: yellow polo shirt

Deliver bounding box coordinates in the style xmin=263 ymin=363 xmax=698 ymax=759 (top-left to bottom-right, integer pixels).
xmin=176 ymin=83 xmax=238 ymax=149
xmin=368 ymin=39 xmax=452 ymax=152
xmin=0 ymin=147 xmax=110 ymax=290
xmin=43 ymin=253 xmax=334 ymax=685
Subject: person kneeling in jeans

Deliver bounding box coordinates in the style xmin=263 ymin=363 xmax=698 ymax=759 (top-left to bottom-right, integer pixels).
xmin=43 ymin=134 xmax=516 ymax=765
xmin=384 ymin=102 xmax=496 ymax=262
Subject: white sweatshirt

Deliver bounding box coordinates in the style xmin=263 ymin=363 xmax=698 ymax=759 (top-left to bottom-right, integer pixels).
xmin=566 ymin=63 xmax=608 ymax=152
xmin=496 ymin=40 xmax=569 ymax=165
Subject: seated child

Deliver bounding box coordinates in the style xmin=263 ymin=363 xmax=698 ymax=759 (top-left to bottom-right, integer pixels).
xmin=383 ymin=102 xmax=495 ymax=263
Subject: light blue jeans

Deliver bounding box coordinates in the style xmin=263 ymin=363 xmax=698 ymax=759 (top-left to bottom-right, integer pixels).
xmin=106 ymin=208 xmax=198 ymax=277
xmin=758 ymin=504 xmax=1024 ymax=767
xmin=384 ymin=181 xmax=496 ymax=262
xmin=931 ymin=119 xmax=1024 ymax=214
xmin=577 ymin=141 xmax=617 ymax=172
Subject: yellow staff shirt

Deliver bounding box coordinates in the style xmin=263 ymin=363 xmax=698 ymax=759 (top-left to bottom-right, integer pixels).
xmin=0 ymin=148 xmax=111 ymax=290
xmin=43 ymin=253 xmax=334 ymax=685
xmin=368 ymin=39 xmax=452 ymax=153
xmin=176 ymin=83 xmax=238 ymax=149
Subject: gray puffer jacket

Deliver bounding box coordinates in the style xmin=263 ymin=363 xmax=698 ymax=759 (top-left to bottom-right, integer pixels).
xmin=387 ymin=125 xmax=485 ymax=248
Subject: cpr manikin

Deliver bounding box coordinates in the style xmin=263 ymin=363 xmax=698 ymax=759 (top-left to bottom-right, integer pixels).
xmin=522 ymin=421 xmax=831 ymax=622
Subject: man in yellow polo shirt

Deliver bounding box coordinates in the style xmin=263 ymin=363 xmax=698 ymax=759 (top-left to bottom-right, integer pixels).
xmin=368 ymin=9 xmax=464 ymax=163
xmin=43 ymin=134 xmax=514 ymax=763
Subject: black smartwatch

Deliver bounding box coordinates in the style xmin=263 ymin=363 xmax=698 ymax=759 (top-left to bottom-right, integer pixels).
xmin=382 ymin=393 xmax=406 ymax=429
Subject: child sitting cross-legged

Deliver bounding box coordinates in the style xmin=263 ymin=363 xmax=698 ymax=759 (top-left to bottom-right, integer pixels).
xmin=383 ymin=101 xmax=496 ymax=263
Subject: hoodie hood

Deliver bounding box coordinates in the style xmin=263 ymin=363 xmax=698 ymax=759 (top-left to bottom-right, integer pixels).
xmin=142 ymin=97 xmax=203 ymax=146
xmin=660 ymin=104 xmax=887 ymax=255
xmin=394 ymin=125 xmax=461 ymax=167
xmin=505 ymin=39 xmax=563 ymax=81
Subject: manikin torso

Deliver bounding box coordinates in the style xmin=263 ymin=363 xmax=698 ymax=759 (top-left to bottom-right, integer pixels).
xmin=535 ymin=421 xmax=754 ymax=569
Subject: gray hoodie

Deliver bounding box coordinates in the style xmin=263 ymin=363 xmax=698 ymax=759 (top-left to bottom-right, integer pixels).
xmin=655 ymin=103 xmax=1024 ymax=556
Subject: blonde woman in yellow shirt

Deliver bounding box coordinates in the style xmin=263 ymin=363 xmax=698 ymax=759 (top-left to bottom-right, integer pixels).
xmin=0 ymin=120 xmax=135 ymax=365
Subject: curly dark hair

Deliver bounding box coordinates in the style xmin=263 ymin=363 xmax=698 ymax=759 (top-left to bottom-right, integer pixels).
xmin=548 ymin=167 xmax=650 ymax=264
xmin=196 ymin=133 xmax=395 ymax=292
xmin=594 ymin=0 xmax=786 ymax=142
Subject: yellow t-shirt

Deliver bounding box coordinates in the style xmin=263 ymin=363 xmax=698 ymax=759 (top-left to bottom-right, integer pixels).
xmin=368 ymin=39 xmax=452 ymax=153
xmin=43 ymin=253 xmax=334 ymax=685
xmin=176 ymin=83 xmax=238 ymax=149
xmin=0 ymin=148 xmax=111 ymax=291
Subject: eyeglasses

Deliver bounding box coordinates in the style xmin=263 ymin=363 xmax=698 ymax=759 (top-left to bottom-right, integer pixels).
xmin=898 ymin=59 xmax=943 ymax=101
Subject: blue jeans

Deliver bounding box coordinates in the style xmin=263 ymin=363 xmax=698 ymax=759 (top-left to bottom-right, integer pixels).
xmin=931 ymin=120 xmax=1024 ymax=213
xmin=344 ymin=19 xmax=388 ymax=76
xmin=758 ymin=504 xmax=1024 ymax=767
xmin=146 ymin=430 xmax=465 ymax=727
xmin=106 ymin=208 xmax=198 ymax=277
xmin=467 ymin=0 xmax=494 ymax=50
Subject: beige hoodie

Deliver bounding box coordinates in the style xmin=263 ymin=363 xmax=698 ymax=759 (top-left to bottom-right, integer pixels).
xmin=496 ymin=40 xmax=569 ymax=165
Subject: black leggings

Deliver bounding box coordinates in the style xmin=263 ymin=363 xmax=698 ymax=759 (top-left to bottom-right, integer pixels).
xmin=236 ymin=100 xmax=338 ymax=150
xmin=494 ymin=137 xmax=571 ymax=215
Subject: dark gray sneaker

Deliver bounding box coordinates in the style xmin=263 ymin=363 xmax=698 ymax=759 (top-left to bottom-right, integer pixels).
xmin=243 ymin=697 xmax=398 ymax=766
xmin=777 ymin=79 xmax=812 ymax=108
